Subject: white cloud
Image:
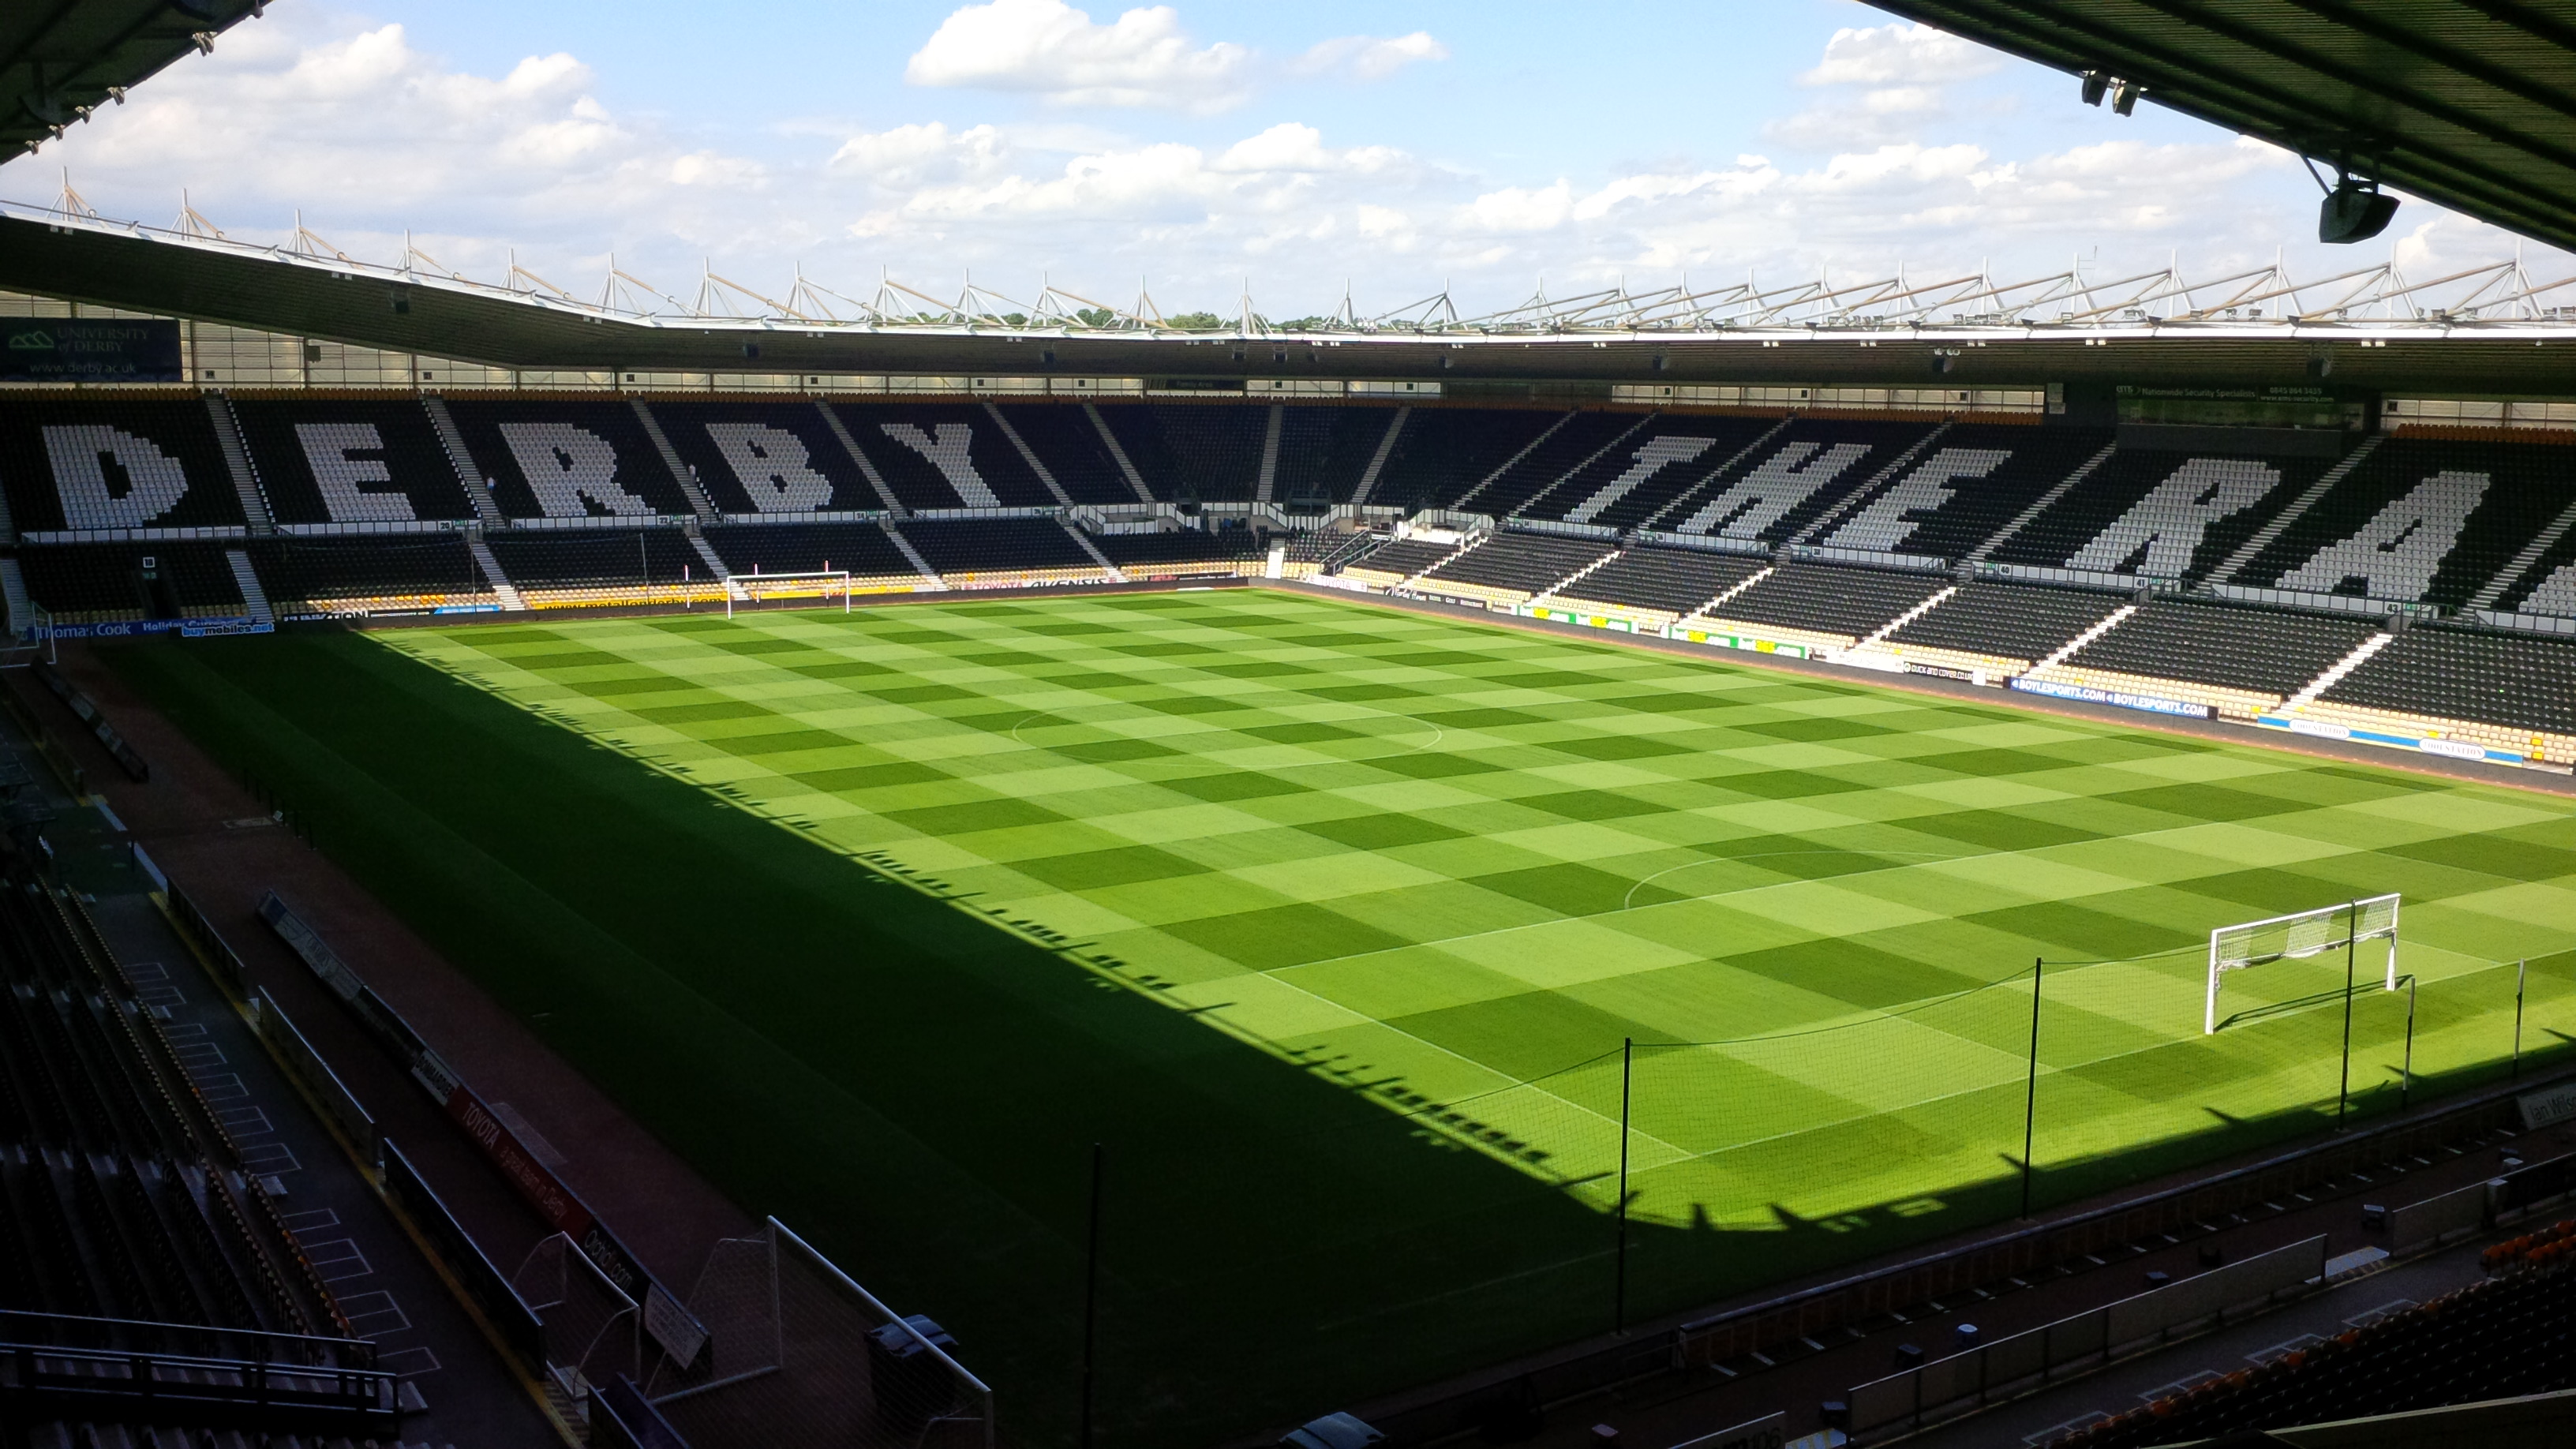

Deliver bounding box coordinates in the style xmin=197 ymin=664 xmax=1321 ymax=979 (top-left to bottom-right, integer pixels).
xmin=1294 ymin=32 xmax=1449 ymax=81
xmin=904 ymin=0 xmax=1252 ymax=111
xmin=1799 ymin=23 xmax=2001 ymax=86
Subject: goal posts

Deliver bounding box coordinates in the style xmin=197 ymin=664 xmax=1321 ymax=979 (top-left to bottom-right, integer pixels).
xmin=724 ymin=570 xmax=854 ymax=616
xmin=2207 ymin=893 xmax=2399 ymax=1035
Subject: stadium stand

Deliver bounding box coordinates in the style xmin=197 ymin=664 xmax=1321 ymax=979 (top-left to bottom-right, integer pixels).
xmin=702 ymin=521 xmax=922 ymax=585
xmin=1815 ymin=424 xmax=2115 ymax=561
xmin=1089 ymin=402 xmax=1267 ymax=504
xmin=1545 ymin=545 xmax=1769 ymax=625
xmin=2230 ymin=436 xmax=2576 ymax=608
xmin=1986 ymin=446 xmax=2331 ymax=584
xmin=832 ymin=401 xmax=1060 ymax=510
xmin=897 ymin=516 xmax=1107 ymax=586
xmin=229 ymin=397 xmax=480 ymax=526
xmin=1414 ymin=531 xmax=1619 ymax=608
xmin=1518 ymin=414 xmax=1779 ymax=531
xmin=0 ymin=396 xmax=253 ymax=536
xmin=1687 ymin=561 xmax=1952 ymax=652
xmin=2046 ymin=1230 xmax=2576 ymax=1447
xmin=646 ymin=400 xmax=886 ymax=515
xmin=2029 ymin=597 xmax=2380 ymax=717
xmin=1337 ymin=535 xmax=1461 ymax=588
xmin=990 ymin=402 xmax=1145 ymax=505
xmin=485 ymin=527 xmax=711 ymax=607
xmin=1274 ymin=406 xmax=1397 ymax=507
xmin=1364 ymin=408 xmax=1566 ymax=514
xmin=2294 ymin=625 xmax=2576 ymax=762
xmin=246 ymin=534 xmax=492 ymax=617
xmin=443 ymin=398 xmax=695 ymax=519
xmin=1459 ymin=410 xmax=1644 ymax=518
xmin=1649 ymin=419 xmax=1939 ymax=544
xmin=1873 ymin=581 xmax=2129 ymax=677
xmin=1091 ymin=526 xmax=1267 ymax=577
xmin=12 ymin=544 xmax=244 ymax=623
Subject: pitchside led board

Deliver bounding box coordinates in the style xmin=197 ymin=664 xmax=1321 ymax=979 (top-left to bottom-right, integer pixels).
xmin=2 ymin=319 xmax=183 ymax=383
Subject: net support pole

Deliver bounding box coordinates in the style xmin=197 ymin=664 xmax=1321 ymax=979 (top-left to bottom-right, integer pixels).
xmin=2515 ymin=959 xmax=2528 ymax=1082
xmin=2338 ymin=900 xmax=2358 ymax=1128
xmin=2021 ymin=957 xmax=2042 ymax=1219
xmin=1614 ymin=1036 xmax=1632 ymax=1336
xmin=1080 ymin=1141 xmax=1103 ymax=1449
xmin=2399 ymin=975 xmax=2417 ymax=1111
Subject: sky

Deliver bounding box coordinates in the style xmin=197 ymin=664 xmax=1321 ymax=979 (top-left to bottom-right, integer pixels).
xmin=18 ymin=0 xmax=2567 ymax=320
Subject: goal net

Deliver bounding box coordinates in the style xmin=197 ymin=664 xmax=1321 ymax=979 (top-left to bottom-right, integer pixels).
xmin=2206 ymin=893 xmax=2399 ymax=1034
xmin=727 ymin=570 xmax=855 ymax=615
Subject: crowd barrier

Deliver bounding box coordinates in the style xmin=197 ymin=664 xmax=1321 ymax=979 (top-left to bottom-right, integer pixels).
xmin=248 ymin=986 xmax=377 ymax=1163
xmin=1843 ymin=1236 xmax=2328 ymax=1440
xmin=380 ymin=1140 xmax=548 ymax=1377
xmin=32 ymin=660 xmax=151 ymax=779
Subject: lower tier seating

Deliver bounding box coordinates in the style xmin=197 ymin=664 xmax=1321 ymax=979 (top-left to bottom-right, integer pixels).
xmin=14 ymin=545 xmax=245 ymax=623
xmin=1693 ymin=563 xmax=1949 ymax=647
xmin=1417 ymin=531 xmax=1616 ymax=603
xmin=248 ymin=536 xmax=488 ymax=616
xmin=1338 ymin=537 xmax=1457 ymax=583
xmin=1551 ymin=547 xmax=1766 ymax=619
xmin=2034 ymin=597 xmax=2378 ymax=715
xmin=897 ymin=518 xmax=1101 ymax=582
xmin=2305 ymin=626 xmax=2576 ymax=756
xmin=703 ymin=522 xmax=919 ymax=582
xmin=1882 ymin=582 xmax=2126 ymax=670
xmin=1091 ymin=529 xmax=1267 ymax=572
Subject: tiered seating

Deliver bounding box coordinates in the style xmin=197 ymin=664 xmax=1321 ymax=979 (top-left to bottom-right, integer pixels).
xmin=2293 ymin=626 xmax=2576 ymax=762
xmin=1274 ymin=406 xmax=1397 ymax=507
xmin=1091 ymin=528 xmax=1265 ymax=576
xmin=1516 ymin=415 xmax=1777 ymax=529
xmin=1874 ymin=582 xmax=2126 ymax=676
xmin=1091 ymin=404 xmax=1267 ymax=503
xmin=992 ymin=402 xmax=1141 ymax=504
xmin=702 ymin=522 xmax=920 ymax=585
xmin=1364 ymin=408 xmax=1564 ymax=514
xmin=898 ymin=517 xmax=1106 ymax=586
xmin=1460 ymin=412 xmax=1642 ymax=518
xmin=1688 ymin=562 xmax=1949 ymax=651
xmin=1414 ymin=531 xmax=1618 ymax=606
xmin=229 ymin=398 xmax=478 ymax=525
xmin=831 ymin=402 xmax=1058 ymax=510
xmin=15 ymin=544 xmax=245 ymax=623
xmin=2031 ymin=597 xmax=2377 ymax=716
xmin=1814 ymin=425 xmax=2114 ymax=561
xmin=2050 ymin=1236 xmax=2576 ymax=1447
xmin=2232 ymin=437 xmax=2576 ymax=608
xmin=1337 ymin=536 xmax=1458 ymax=586
xmin=1548 ymin=546 xmax=1768 ymax=625
xmin=487 ymin=528 xmax=713 ymax=608
xmin=444 ymin=399 xmax=695 ymax=519
xmin=1986 ymin=447 xmax=2328 ymax=582
xmin=246 ymin=536 xmax=489 ymax=616
xmin=645 ymin=400 xmax=883 ymax=515
xmin=0 ymin=868 xmax=341 ymax=1340
xmin=1650 ymin=420 xmax=1938 ymax=544
xmin=0 ymin=397 xmax=249 ymax=534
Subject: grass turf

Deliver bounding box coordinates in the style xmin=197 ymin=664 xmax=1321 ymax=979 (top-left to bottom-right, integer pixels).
xmin=108 ymin=587 xmax=2576 ymax=1446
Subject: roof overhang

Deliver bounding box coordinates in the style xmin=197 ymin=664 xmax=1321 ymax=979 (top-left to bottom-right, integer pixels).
xmin=3 ymin=0 xmax=265 ymax=161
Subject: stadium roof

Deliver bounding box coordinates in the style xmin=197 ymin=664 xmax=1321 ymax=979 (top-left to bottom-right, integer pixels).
xmin=1866 ymin=1 xmax=2576 ymax=255
xmin=3 ymin=1 xmax=265 ymax=160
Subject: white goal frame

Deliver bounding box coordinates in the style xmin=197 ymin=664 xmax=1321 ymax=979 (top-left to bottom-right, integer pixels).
xmin=724 ymin=570 xmax=854 ymax=616
xmin=2206 ymin=893 xmax=2400 ymax=1035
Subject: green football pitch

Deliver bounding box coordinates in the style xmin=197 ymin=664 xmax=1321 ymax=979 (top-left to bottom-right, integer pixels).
xmin=110 ymin=587 xmax=2576 ymax=1446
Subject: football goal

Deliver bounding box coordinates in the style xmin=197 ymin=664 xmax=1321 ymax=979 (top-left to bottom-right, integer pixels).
xmin=725 ymin=570 xmax=854 ymax=616
xmin=2206 ymin=893 xmax=2400 ymax=1035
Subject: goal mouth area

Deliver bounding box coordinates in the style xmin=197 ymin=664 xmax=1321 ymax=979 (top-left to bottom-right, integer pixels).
xmin=2206 ymin=893 xmax=2401 ymax=1035
xmin=727 ymin=571 xmax=857 ymax=613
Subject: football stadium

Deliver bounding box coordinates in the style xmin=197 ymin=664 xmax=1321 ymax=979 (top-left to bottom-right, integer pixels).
xmin=4 ymin=5 xmax=2576 ymax=1449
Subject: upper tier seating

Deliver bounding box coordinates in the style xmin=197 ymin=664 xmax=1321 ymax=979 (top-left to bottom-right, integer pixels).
xmin=898 ymin=517 xmax=1097 ymax=576
xmin=2055 ymin=597 xmax=2376 ymax=698
xmin=230 ymin=398 xmax=478 ymax=525
xmin=1554 ymin=546 xmax=1767 ymax=616
xmin=14 ymin=544 xmax=245 ymax=623
xmin=1338 ymin=537 xmax=1457 ymax=581
xmin=702 ymin=522 xmax=919 ymax=581
xmin=2318 ymin=626 xmax=2576 ymax=739
xmin=444 ymin=399 xmax=695 ymax=519
xmin=831 ymin=401 xmax=1060 ymax=511
xmin=1420 ymin=531 xmax=1617 ymax=600
xmin=1814 ymin=425 xmax=2115 ymax=561
xmin=1095 ymin=403 xmax=1267 ymax=503
xmin=1365 ymin=409 xmax=1566 ymax=514
xmin=2232 ymin=436 xmax=2576 ymax=608
xmin=1885 ymin=582 xmax=2125 ymax=667
xmin=646 ymin=400 xmax=885 ymax=515
xmin=991 ymin=402 xmax=1144 ymax=504
xmin=486 ymin=528 xmax=705 ymax=588
xmin=1462 ymin=411 xmax=1646 ymax=519
xmin=246 ymin=535 xmax=488 ymax=615
xmin=1987 ymin=447 xmax=2330 ymax=582
xmin=1518 ymin=415 xmax=1780 ymax=532
xmin=0 ymin=397 xmax=249 ymax=535
xmin=1696 ymin=562 xmax=1949 ymax=643
xmin=1274 ymin=406 xmax=1399 ymax=507
xmin=1650 ymin=420 xmax=1940 ymax=544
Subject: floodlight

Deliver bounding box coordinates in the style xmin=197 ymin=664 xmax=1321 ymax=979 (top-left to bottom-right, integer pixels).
xmin=2110 ymin=79 xmax=2141 ymax=116
xmin=2320 ymin=178 xmax=2399 ymax=243
xmin=2080 ymin=71 xmax=2109 ymax=107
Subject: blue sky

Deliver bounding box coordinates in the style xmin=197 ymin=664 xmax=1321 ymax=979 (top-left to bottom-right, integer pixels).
xmin=25 ymin=1 xmax=2557 ymax=316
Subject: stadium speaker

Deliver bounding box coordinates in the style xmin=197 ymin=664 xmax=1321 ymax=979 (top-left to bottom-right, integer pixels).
xmin=389 ymin=291 xmax=410 ymax=315
xmin=2307 ymin=354 xmax=2333 ymax=379
xmin=2110 ymin=80 xmax=2141 ymax=117
xmin=2320 ymin=179 xmax=2398 ymax=243
xmin=2080 ymin=71 xmax=2109 ymax=107
xmin=1930 ymin=354 xmax=1953 ymax=375
xmin=741 ymin=342 xmax=761 ymax=360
